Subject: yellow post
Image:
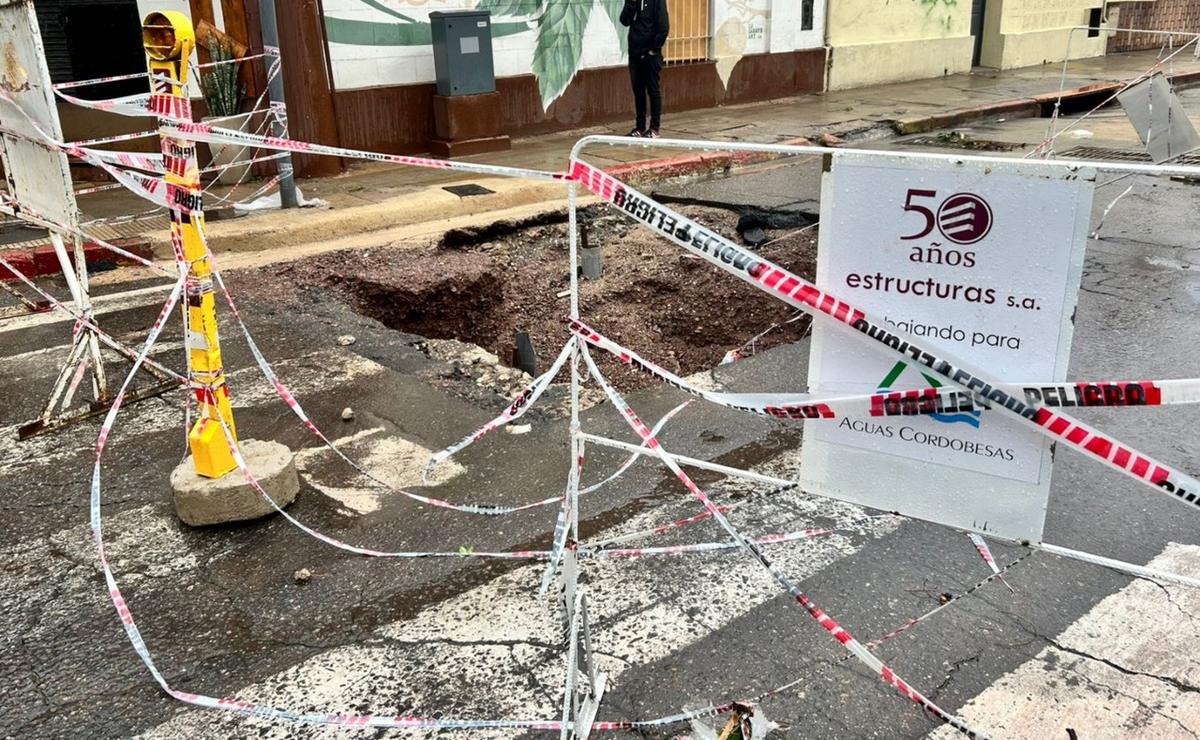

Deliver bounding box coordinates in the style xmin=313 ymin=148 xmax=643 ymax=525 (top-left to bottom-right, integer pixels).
xmin=143 ymin=12 xmax=238 ymax=478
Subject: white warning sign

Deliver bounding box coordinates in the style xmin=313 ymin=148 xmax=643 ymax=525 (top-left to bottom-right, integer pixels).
xmin=800 ymin=153 xmax=1095 ymax=541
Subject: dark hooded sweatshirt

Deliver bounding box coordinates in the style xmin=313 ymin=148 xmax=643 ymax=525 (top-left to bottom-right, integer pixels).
xmin=620 ymin=0 xmax=669 ymax=57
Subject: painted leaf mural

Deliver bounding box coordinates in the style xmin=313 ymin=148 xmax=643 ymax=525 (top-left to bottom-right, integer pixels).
xmin=475 ymin=0 xmax=542 ymax=20
xmin=532 ymin=0 xmax=593 ymax=109
xmin=601 ymin=0 xmax=630 ymax=57
xmin=326 ymin=0 xmax=621 ymax=110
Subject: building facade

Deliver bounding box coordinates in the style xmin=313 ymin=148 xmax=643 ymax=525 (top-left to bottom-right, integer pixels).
xmin=1108 ymin=0 xmax=1200 ymax=52
xmin=824 ymin=0 xmax=1116 ymax=90
xmin=320 ymin=0 xmax=826 ymax=156
xmin=32 ymin=0 xmax=1188 ymax=179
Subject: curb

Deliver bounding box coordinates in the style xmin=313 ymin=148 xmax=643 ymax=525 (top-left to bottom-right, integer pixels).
xmin=604 ymin=136 xmax=815 ymax=185
xmin=0 ymin=238 xmax=154 ymax=283
xmin=892 ymin=99 xmax=1041 ymax=136
xmin=892 ymin=69 xmax=1200 ymax=137
xmin=146 ymin=177 xmax=570 ymax=257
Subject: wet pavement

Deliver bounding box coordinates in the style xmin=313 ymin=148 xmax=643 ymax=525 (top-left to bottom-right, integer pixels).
xmin=4 ymin=92 xmax=1200 ymax=739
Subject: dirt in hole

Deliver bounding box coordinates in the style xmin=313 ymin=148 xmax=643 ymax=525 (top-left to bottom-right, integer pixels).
xmin=252 ymin=204 xmax=817 ymax=386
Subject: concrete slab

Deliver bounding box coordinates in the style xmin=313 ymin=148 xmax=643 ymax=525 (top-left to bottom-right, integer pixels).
xmin=171 ymin=439 xmax=299 ymax=526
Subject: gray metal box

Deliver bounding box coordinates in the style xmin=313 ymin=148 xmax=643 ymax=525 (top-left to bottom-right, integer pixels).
xmin=430 ymin=11 xmax=496 ymax=97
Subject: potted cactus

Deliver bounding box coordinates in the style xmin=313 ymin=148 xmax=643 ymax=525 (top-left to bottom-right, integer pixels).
xmin=199 ymin=37 xmax=249 ymax=185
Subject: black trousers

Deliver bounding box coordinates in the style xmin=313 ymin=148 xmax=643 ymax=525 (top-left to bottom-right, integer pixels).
xmin=629 ymin=52 xmax=662 ymax=131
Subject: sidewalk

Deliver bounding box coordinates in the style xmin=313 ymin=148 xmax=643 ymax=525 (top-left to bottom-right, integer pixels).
xmin=10 ymin=47 xmax=1200 ymax=266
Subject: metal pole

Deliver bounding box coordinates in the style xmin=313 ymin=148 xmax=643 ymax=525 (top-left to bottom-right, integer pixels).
xmin=258 ymin=0 xmax=299 ymax=208
xmin=144 ymin=11 xmax=240 ymax=478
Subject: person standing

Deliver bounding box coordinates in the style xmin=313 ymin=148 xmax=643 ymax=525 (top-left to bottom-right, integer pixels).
xmin=620 ymin=0 xmax=669 ymax=138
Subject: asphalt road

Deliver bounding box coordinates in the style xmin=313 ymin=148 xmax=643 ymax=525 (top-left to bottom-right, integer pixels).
xmin=3 ymin=112 xmax=1200 ymax=740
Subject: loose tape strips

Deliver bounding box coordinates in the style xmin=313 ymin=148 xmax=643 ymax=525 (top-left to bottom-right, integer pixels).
xmin=42 ymin=82 xmax=566 ymax=183
xmin=86 ymin=280 xmax=855 ymax=732
xmin=577 ymin=342 xmax=987 ymax=738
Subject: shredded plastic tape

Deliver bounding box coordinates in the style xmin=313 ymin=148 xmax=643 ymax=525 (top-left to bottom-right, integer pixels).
xmin=0 ymin=94 xmax=173 ymax=210
xmin=35 ymin=82 xmax=568 ymax=184
xmin=969 ymin=533 xmax=1015 ymax=595
xmin=164 ymin=120 xmax=567 ymax=183
xmin=86 ymin=284 xmax=862 ymax=731
xmin=3 ymin=86 xmax=1106 ymax=734
xmin=577 ymin=342 xmax=986 ymax=738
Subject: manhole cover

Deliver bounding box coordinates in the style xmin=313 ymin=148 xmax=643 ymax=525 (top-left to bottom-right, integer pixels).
xmin=443 ymin=183 xmax=495 ymax=197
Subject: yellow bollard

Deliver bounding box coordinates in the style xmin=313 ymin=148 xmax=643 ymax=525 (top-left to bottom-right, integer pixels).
xmin=144 ymin=12 xmax=238 ymax=478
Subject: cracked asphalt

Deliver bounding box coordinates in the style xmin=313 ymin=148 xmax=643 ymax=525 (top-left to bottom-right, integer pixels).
xmin=3 ymin=116 xmax=1200 ymax=739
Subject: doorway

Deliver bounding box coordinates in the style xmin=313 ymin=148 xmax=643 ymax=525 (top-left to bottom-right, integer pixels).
xmin=971 ymin=0 xmax=987 ymax=66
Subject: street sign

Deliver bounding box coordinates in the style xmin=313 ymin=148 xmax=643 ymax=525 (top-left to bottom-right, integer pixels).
xmin=800 ymin=152 xmax=1095 ymax=541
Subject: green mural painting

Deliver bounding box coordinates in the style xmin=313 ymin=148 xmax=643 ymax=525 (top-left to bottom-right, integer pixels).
xmin=324 ymin=0 xmax=627 ymax=109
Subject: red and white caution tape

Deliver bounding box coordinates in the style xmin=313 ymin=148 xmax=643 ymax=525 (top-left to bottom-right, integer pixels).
xmin=572 ymin=318 xmax=1200 ymax=421
xmin=840 ymin=552 xmax=1032 ymax=662
xmin=0 ymin=94 xmax=173 ymax=211
xmin=578 ymin=341 xmax=986 ymax=738
xmin=54 ymin=89 xmax=160 ymax=119
xmin=86 ymin=282 xmax=849 ymax=733
xmin=212 ymin=270 xmax=590 ymax=517
xmin=570 ymin=160 xmax=1200 ymax=517
xmin=579 ymin=401 xmax=691 ymax=496
xmin=164 ymin=120 xmax=567 ymax=183
xmin=425 ymin=339 xmax=576 ymax=482
xmin=52 ymin=70 xmax=150 ymax=90
xmin=68 ymin=129 xmax=159 ymax=148
xmin=73 ymin=182 xmax=126 ymax=197
xmin=589 ymin=526 xmax=835 ymax=559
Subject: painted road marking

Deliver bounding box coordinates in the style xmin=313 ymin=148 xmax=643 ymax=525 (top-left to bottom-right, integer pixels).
xmin=0 ymin=350 xmax=387 ymax=476
xmin=928 ymin=543 xmax=1200 ymax=739
xmin=138 ymin=448 xmax=901 ymax=739
xmin=0 ymin=283 xmax=175 ymax=335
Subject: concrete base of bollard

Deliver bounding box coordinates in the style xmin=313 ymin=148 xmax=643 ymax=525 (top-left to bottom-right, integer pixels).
xmin=171 ymin=439 xmax=299 ymax=526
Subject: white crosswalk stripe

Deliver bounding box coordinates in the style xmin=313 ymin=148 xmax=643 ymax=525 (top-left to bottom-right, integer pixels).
xmin=928 ymin=543 xmax=1200 ymax=740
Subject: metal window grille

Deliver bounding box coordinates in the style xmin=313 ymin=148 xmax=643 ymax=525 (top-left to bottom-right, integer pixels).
xmin=802 ymin=0 xmax=813 ymax=31
xmin=664 ymin=0 xmax=710 ymax=64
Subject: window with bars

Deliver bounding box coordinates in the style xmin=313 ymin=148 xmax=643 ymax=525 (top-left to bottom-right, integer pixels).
xmin=664 ymin=0 xmax=710 ymax=63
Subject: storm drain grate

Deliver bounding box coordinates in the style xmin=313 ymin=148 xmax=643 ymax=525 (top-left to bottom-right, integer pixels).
xmin=1058 ymin=145 xmax=1200 ymax=165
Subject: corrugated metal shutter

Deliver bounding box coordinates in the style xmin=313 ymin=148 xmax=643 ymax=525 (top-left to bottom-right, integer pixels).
xmin=32 ymin=0 xmax=72 ymax=83
xmin=32 ymin=0 xmax=144 ymax=95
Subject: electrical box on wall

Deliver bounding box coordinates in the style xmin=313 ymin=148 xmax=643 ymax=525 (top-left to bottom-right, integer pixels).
xmin=430 ymin=10 xmax=496 ymax=96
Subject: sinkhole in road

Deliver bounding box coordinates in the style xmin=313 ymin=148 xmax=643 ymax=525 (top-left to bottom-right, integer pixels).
xmin=301 ymin=203 xmax=819 ymax=384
